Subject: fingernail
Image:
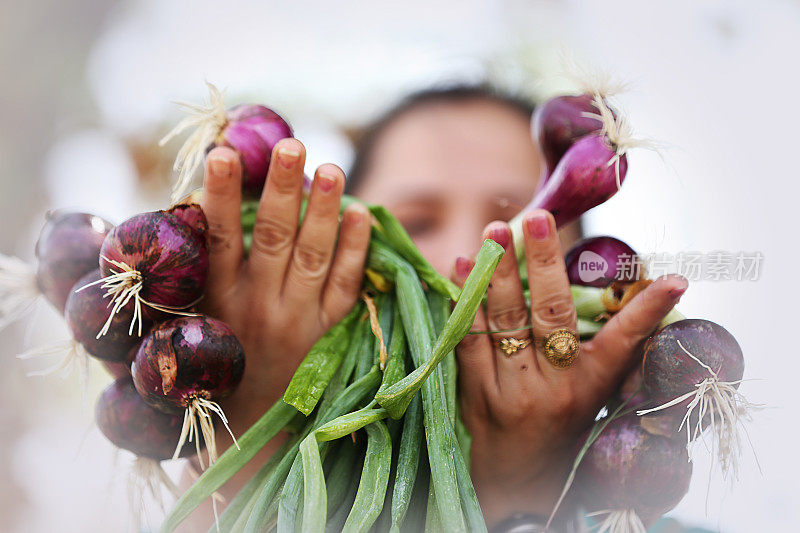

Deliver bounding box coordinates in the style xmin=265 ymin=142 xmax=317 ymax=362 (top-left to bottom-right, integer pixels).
xmin=210 ymin=156 xmax=231 ymax=177
xmin=487 ymin=225 xmax=510 ymax=250
xmin=317 ymin=173 xmax=337 ymax=193
xmin=455 ymin=256 xmax=474 ymax=279
xmin=277 ymin=147 xmax=300 ymax=169
xmin=345 ymin=207 xmax=365 ymax=226
xmin=668 ymin=277 xmax=689 ymax=299
xmin=525 ymin=212 xmax=550 ymax=241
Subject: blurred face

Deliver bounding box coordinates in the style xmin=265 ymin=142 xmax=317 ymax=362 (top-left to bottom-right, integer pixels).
xmin=354 ymin=98 xmax=544 ymax=275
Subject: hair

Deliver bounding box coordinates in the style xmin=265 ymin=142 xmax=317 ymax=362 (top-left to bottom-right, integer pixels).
xmin=345 ymin=83 xmax=537 ymax=194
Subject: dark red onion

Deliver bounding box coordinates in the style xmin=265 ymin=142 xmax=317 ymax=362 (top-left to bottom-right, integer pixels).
xmin=96 ymin=377 xmax=195 ymax=460
xmin=642 ymin=319 xmax=744 ymax=406
xmin=92 ymin=208 xmax=208 ymax=337
xmin=578 ymin=415 xmax=692 ymax=528
xmin=66 ymin=270 xmax=148 ymax=362
xmin=639 ymin=319 xmax=751 ymax=477
xmin=102 ymin=361 xmax=130 ymax=379
xmin=606 ymin=368 xmax=653 ymax=413
xmin=532 ymin=94 xmax=609 ymax=179
xmin=35 ymin=211 xmax=113 ymax=312
xmin=565 ymin=236 xmax=639 ymax=288
xmin=131 ymin=315 xmax=244 ymax=465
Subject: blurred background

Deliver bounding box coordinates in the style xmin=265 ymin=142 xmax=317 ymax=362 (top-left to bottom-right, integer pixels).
xmin=1 ymin=0 xmax=797 ymax=531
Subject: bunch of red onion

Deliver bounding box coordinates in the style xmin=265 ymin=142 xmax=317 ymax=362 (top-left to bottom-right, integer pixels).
xmin=9 ymin=202 xmax=246 ymax=473
xmin=509 ymin=90 xmax=642 ymax=256
xmin=524 ymin=90 xmax=755 ymax=529
xmin=564 ymin=233 xmax=753 ymax=481
xmin=77 ymin=203 xmax=246 ymax=467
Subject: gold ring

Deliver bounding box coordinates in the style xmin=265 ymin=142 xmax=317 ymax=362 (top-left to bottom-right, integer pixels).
xmin=541 ymin=328 xmax=580 ymax=368
xmin=496 ymin=337 xmax=532 ymax=357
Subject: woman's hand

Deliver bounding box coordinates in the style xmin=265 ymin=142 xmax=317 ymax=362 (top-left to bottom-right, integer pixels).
xmin=195 ymin=139 xmax=370 ymax=482
xmin=452 ymin=210 xmax=688 ymax=528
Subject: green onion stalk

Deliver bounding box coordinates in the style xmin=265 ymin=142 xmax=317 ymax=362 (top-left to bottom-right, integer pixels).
xmin=162 ymin=199 xmax=623 ymax=533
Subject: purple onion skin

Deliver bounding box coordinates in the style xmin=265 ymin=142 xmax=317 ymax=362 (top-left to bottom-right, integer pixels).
xmin=526 ymin=133 xmax=627 ymax=228
xmin=65 ymin=270 xmax=149 ymax=362
xmin=212 ymin=104 xmax=293 ymax=198
xmin=96 ymin=377 xmax=195 ymax=460
xmin=99 ymin=210 xmax=209 ymax=313
xmin=565 ymin=236 xmax=639 ymax=288
xmin=102 ymin=361 xmax=131 ymax=380
xmin=167 ymin=203 xmax=208 ymax=238
xmin=607 ymin=387 xmax=653 ymax=414
xmin=131 ymin=316 xmax=245 ymax=415
xmin=34 ymin=211 xmax=113 ymax=313
xmin=643 ymin=319 xmax=744 ymax=406
xmin=578 ymin=415 xmax=692 ymax=521
xmin=533 ymin=94 xmax=605 ymax=178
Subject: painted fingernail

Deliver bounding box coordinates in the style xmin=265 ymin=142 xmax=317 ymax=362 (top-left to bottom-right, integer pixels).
xmin=317 ymin=173 xmax=337 ymax=193
xmin=487 ymin=225 xmax=511 ymax=249
xmin=277 ymin=147 xmax=300 ymax=169
xmin=668 ymin=277 xmax=689 ymax=299
xmin=209 ymin=156 xmax=231 ymax=177
xmin=455 ymin=256 xmax=474 ymax=279
xmin=525 ymin=212 xmax=550 ymax=241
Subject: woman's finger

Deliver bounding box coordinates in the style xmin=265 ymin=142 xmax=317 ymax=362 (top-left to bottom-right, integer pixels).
xmin=482 ymin=222 xmax=539 ymax=390
xmin=523 ymin=210 xmax=578 ymax=376
xmin=582 ymin=274 xmax=687 ymax=387
xmin=200 ymin=147 xmax=243 ymax=299
xmin=283 ymin=164 xmax=345 ymax=308
xmin=321 ymin=202 xmax=372 ymax=324
xmin=247 ymin=138 xmax=306 ymax=291
xmin=452 ymin=257 xmax=498 ymax=404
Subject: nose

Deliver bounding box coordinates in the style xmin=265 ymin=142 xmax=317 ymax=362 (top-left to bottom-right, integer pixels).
xmin=424 ymin=209 xmax=486 ymax=277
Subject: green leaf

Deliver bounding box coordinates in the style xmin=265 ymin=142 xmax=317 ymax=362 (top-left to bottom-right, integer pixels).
xmin=283 ymin=306 xmax=360 ymax=415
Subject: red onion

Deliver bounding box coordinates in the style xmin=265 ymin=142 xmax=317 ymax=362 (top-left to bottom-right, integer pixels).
xmin=96 ymin=376 xmax=195 ymax=461
xmin=102 ymin=361 xmax=131 ymax=380
xmin=96 ymin=377 xmax=192 ymax=520
xmin=531 ymin=132 xmax=628 ymax=227
xmin=578 ymin=415 xmax=692 ymax=532
xmin=66 ymin=269 xmax=150 ymax=362
xmin=160 ymin=83 xmax=293 ymax=202
xmin=1 ymin=211 xmax=111 ymax=330
xmin=564 ymin=236 xmax=640 ymax=288
xmin=532 ymin=94 xmax=609 ymax=179
xmin=36 ymin=211 xmax=114 ymax=311
xmin=81 ymin=205 xmax=209 ymax=338
xmin=167 ymin=202 xmax=208 ymax=236
xmin=638 ymin=319 xmax=754 ymax=478
xmin=131 ymin=315 xmax=245 ymax=467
